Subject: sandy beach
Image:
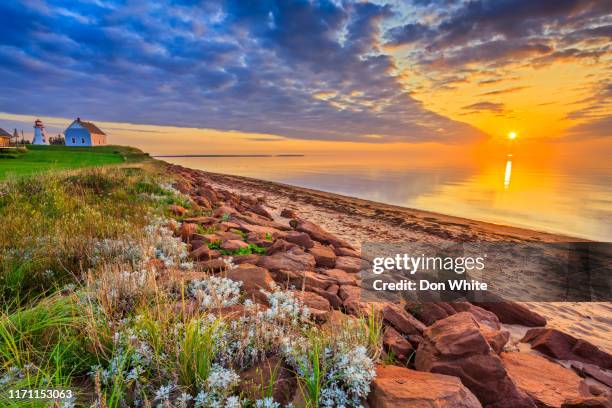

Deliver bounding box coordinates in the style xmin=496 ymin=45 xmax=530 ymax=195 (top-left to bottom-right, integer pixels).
xmin=192 ymin=169 xmax=611 ymax=354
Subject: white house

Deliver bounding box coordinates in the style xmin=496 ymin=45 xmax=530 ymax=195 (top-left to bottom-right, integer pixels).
xmin=64 ymin=118 xmax=107 ymax=146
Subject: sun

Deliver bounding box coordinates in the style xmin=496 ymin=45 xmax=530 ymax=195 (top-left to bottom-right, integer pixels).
xmin=508 ymin=131 xmax=517 ymax=140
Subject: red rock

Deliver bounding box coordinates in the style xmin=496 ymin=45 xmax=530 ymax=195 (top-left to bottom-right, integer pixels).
xmin=570 ymin=361 xmax=612 ymax=388
xmin=335 ymin=256 xmax=362 ymax=273
xmin=293 ymin=291 xmax=331 ymax=322
xmin=291 ymin=218 xmax=353 ymax=249
xmin=472 ymin=300 xmax=547 ymax=327
xmin=272 ymin=269 xmax=336 ymax=291
xmin=213 ymin=205 xmax=237 ymax=218
xmin=334 ymin=246 xmax=360 ymax=257
xmin=183 ymin=216 xmax=217 ymax=225
xmin=283 ymin=231 xmax=314 ymax=249
xmin=522 ymin=329 xmax=612 ymax=369
xmin=502 ymin=352 xmax=590 ymax=408
xmin=238 ymin=356 xmax=296 ymax=404
xmin=237 ymin=223 xmax=284 ymax=236
xmin=224 ymin=266 xmax=274 ymax=303
xmin=320 ymin=268 xmax=358 ymax=286
xmin=250 ymin=203 xmax=273 ymax=219
xmin=383 ymin=326 xmax=414 ymax=362
xmin=339 ymin=284 xmax=361 ymax=301
xmin=280 ymin=208 xmax=298 ymax=218
xmin=196 ymin=187 xmax=219 ymax=204
xmin=189 ymin=245 xmax=219 ymax=261
xmin=308 ymin=242 xmax=337 ymax=268
xmin=217 ymin=231 xmax=244 ymax=241
xmin=449 ymin=302 xmax=501 ymax=330
xmin=406 ymin=301 xmax=456 ymax=326
xmin=309 ymin=286 xmax=343 ymax=308
xmin=221 ymin=239 xmax=249 ymax=251
xmin=480 ymin=325 xmax=510 ymax=354
xmin=416 ymin=312 xmax=534 ymax=408
xmin=193 ymin=195 xmax=212 ymax=209
xmin=561 ymin=396 xmax=611 ymax=407
xmin=232 ymin=254 xmax=260 ymax=265
xmin=257 ymin=247 xmax=316 ymax=272
xmin=382 ymin=304 xmax=426 ymax=336
xmin=266 ymin=239 xmax=298 ymax=255
xmin=168 ymin=204 xmax=187 ymax=216
xmin=368 ymin=365 xmax=482 ymax=408
xmin=192 ymin=233 xmax=221 ymax=244
xmin=197 ymin=260 xmax=227 ymax=273
xmin=180 ymin=222 xmax=197 ymax=241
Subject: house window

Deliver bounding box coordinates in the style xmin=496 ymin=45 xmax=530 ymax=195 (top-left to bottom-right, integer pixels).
xmin=71 ymin=138 xmax=75 ymax=144
xmin=81 ymin=138 xmax=85 ymax=144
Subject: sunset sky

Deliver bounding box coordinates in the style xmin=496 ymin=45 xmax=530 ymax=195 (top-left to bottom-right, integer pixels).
xmin=0 ymin=0 xmax=610 ymax=153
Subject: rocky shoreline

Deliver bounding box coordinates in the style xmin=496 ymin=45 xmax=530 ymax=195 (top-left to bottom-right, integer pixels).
xmin=165 ymin=162 xmax=611 ymax=407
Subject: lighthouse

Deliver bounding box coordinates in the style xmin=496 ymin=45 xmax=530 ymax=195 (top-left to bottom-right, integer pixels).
xmin=32 ymin=119 xmax=48 ymax=145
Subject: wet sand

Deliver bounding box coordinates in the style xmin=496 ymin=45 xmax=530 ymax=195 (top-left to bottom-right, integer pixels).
xmin=192 ymin=170 xmax=611 ymax=354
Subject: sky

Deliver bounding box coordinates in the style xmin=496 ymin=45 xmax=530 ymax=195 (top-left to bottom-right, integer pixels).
xmin=0 ymin=0 xmax=610 ymax=153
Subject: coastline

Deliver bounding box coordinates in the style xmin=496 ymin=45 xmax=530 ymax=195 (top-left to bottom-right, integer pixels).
xmin=169 ymin=164 xmax=611 ymax=354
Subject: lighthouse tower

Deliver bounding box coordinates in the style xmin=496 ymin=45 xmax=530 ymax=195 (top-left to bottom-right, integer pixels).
xmin=32 ymin=119 xmax=48 ymax=145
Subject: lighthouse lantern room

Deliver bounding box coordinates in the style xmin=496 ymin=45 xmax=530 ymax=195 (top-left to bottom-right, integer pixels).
xmin=32 ymin=119 xmax=49 ymax=145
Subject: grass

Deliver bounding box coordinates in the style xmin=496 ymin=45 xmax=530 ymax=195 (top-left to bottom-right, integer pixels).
xmin=0 ymin=145 xmax=149 ymax=180
xmin=0 ymin=159 xmax=379 ymax=406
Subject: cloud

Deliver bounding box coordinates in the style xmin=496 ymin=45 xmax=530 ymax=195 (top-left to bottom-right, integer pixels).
xmin=0 ymin=0 xmax=484 ymax=143
xmin=480 ymin=86 xmax=528 ymax=96
xmin=462 ymin=101 xmax=505 ymax=113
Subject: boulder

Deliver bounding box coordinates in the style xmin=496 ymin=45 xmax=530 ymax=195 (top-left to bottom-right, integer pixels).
xmin=416 ymin=312 xmax=534 ymax=408
xmin=561 ymin=396 xmax=611 ymax=407
xmin=193 ymin=195 xmax=212 ymax=209
xmin=334 ymin=246 xmax=360 ymax=258
xmin=406 ymin=301 xmax=457 ymax=326
xmin=213 ymin=205 xmax=238 ymax=218
xmin=308 ymin=242 xmax=337 ymax=268
xmin=232 ymin=254 xmax=261 ymax=265
xmin=196 ymin=187 xmax=219 ymax=204
xmin=335 ymin=256 xmax=362 ymax=273
xmin=272 ymin=269 xmax=336 ymax=291
xmin=280 ymin=208 xmax=298 ymax=218
xmin=383 ymin=326 xmax=414 ymax=363
xmin=283 ymin=231 xmax=315 ymax=249
xmin=309 ymin=286 xmax=343 ymax=309
xmin=292 ymin=291 xmax=331 ymax=322
xmin=189 ymin=245 xmax=220 ymax=261
xmin=291 ymin=218 xmax=353 ymax=249
xmin=257 ymin=247 xmax=316 ymax=272
xmin=183 ymin=216 xmax=217 ymax=225
xmin=180 ymin=222 xmax=197 ymax=241
xmin=238 ymin=356 xmax=296 ymax=404
xmin=472 ymin=301 xmax=547 ymax=327
xmin=221 ymin=239 xmax=249 ymax=251
xmin=522 ymin=329 xmax=612 ymax=369
xmin=266 ymin=239 xmax=298 ymax=255
xmin=250 ymin=203 xmax=273 ymax=219
xmin=570 ymin=361 xmax=612 ymax=388
xmin=320 ymin=268 xmax=358 ymax=286
xmin=197 ymin=258 xmax=226 ymax=273
xmin=223 ymin=266 xmax=274 ymax=303
xmin=368 ymin=364 xmax=482 ymax=408
xmin=169 ymin=204 xmax=187 ymax=216
xmin=382 ymin=304 xmax=426 ymax=336
xmin=502 ymin=352 xmax=591 ymax=408
xmin=449 ymin=302 xmax=501 ymax=330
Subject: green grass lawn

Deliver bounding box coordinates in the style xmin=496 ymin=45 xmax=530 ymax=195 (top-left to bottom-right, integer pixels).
xmin=0 ymin=145 xmax=149 ymax=180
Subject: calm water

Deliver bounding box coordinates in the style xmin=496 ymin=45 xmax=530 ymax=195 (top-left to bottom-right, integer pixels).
xmin=163 ymin=151 xmax=612 ymax=241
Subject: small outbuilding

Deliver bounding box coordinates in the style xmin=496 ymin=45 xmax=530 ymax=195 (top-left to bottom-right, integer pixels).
xmin=0 ymin=127 xmax=11 ymax=147
xmin=64 ymin=118 xmax=107 ymax=146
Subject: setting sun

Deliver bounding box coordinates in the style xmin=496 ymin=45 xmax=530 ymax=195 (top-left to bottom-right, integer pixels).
xmin=508 ymin=131 xmax=517 ymax=140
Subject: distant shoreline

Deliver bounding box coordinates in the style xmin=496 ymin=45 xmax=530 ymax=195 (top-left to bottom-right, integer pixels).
xmin=152 ymin=154 xmax=304 ymax=158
